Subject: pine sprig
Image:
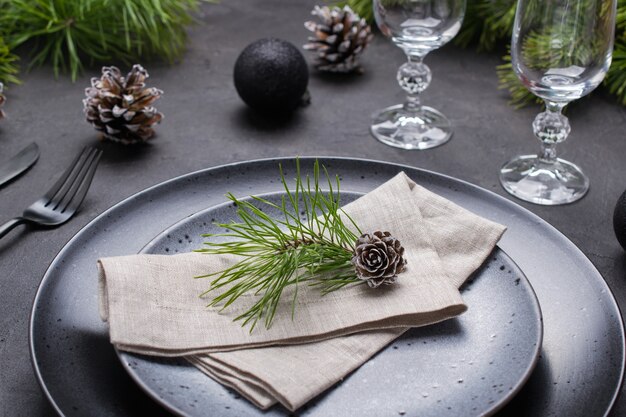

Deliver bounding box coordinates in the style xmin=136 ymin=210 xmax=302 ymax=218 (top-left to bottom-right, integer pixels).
xmin=341 ymin=0 xmax=374 ymax=23
xmin=0 ymin=36 xmax=19 ymax=85
xmin=605 ymin=40 xmax=626 ymax=104
xmin=0 ymin=0 xmax=204 ymax=81
xmin=496 ymin=54 xmax=540 ymax=108
xmin=195 ymin=160 xmax=363 ymax=331
xmin=456 ymin=0 xmax=517 ymax=51
xmin=453 ymin=0 xmax=486 ymax=48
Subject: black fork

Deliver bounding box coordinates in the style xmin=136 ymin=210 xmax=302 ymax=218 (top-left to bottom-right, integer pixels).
xmin=0 ymin=147 xmax=102 ymax=239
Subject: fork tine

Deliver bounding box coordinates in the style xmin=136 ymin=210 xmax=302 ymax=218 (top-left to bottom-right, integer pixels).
xmin=61 ymin=150 xmax=102 ymax=213
xmin=60 ymin=149 xmax=102 ymax=214
xmin=44 ymin=147 xmax=93 ymax=205
xmin=52 ymin=148 xmax=98 ymax=210
xmin=55 ymin=149 xmax=102 ymax=213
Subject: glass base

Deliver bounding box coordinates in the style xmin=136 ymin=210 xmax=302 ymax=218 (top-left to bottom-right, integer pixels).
xmin=370 ymin=104 xmax=452 ymax=150
xmin=499 ymin=155 xmax=589 ymax=205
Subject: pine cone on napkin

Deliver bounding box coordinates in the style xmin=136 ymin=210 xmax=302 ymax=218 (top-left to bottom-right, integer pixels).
xmin=352 ymin=231 xmax=407 ymax=288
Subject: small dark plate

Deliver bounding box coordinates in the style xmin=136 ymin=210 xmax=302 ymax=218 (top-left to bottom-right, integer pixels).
xmin=117 ymin=192 xmax=543 ymax=417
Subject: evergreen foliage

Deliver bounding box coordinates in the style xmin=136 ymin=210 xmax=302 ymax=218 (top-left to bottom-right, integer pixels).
xmin=0 ymin=36 xmax=19 ymax=85
xmin=0 ymin=0 xmax=204 ymax=82
xmin=345 ymin=0 xmax=626 ymax=107
xmin=196 ymin=160 xmax=364 ymax=331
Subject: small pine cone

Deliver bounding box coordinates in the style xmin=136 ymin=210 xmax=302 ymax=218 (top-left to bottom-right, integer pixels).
xmin=83 ymin=65 xmax=163 ymax=145
xmin=0 ymin=82 xmax=5 ymax=120
xmin=352 ymin=231 xmax=407 ymax=288
xmin=303 ymin=5 xmax=373 ymax=73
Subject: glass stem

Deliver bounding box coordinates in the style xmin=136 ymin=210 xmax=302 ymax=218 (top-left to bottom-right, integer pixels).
xmin=397 ymin=55 xmax=431 ymax=113
xmin=540 ymin=143 xmax=557 ymax=163
xmin=532 ymin=101 xmax=570 ymax=164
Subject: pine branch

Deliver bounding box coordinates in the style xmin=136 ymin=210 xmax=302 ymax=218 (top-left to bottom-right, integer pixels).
xmin=496 ymin=54 xmax=541 ymax=108
xmin=606 ymin=1 xmax=626 ymax=104
xmin=195 ymin=160 xmax=364 ymax=331
xmin=605 ymin=40 xmax=626 ymax=105
xmin=455 ymin=0 xmax=517 ymax=51
xmin=453 ymin=0 xmax=485 ymax=48
xmin=0 ymin=35 xmax=19 ymax=85
xmin=618 ymin=0 xmax=626 ymax=32
xmin=0 ymin=0 xmax=205 ymax=81
xmin=341 ymin=0 xmax=374 ymax=23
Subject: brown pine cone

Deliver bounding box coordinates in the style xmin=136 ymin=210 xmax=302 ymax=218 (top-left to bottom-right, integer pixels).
xmin=83 ymin=65 xmax=163 ymax=145
xmin=303 ymin=5 xmax=373 ymax=73
xmin=352 ymin=231 xmax=407 ymax=288
xmin=0 ymin=82 xmax=5 ymax=120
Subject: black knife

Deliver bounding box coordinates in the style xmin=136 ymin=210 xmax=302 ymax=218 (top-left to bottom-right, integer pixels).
xmin=0 ymin=142 xmax=40 ymax=187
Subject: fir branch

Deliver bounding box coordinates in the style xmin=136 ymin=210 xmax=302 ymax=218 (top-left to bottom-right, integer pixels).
xmin=195 ymin=160 xmax=363 ymax=331
xmin=341 ymin=0 xmax=374 ymax=23
xmin=456 ymin=0 xmax=517 ymax=51
xmin=0 ymin=0 xmax=205 ymax=81
xmin=0 ymin=36 xmax=19 ymax=85
xmin=618 ymin=0 xmax=626 ymax=35
xmin=496 ymin=54 xmax=541 ymax=108
xmin=453 ymin=0 xmax=485 ymax=48
xmin=605 ymin=40 xmax=626 ymax=105
xmin=607 ymin=1 xmax=626 ymax=105
xmin=477 ymin=0 xmax=517 ymax=51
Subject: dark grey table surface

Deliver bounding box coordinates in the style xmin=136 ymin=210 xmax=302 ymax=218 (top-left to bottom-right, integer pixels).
xmin=1 ymin=1 xmax=626 ymax=416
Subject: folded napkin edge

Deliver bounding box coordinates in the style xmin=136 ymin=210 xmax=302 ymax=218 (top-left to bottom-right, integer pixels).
xmin=110 ymin=302 xmax=467 ymax=357
xmin=97 ymin=259 xmax=109 ymax=323
xmin=186 ymin=356 xmax=277 ymax=410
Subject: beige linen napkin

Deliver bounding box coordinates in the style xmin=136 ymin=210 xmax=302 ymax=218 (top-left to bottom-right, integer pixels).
xmin=98 ymin=172 xmax=506 ymax=411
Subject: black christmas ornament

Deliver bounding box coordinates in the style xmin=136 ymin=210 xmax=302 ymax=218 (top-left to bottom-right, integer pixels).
xmin=614 ymin=190 xmax=626 ymax=250
xmin=234 ymin=38 xmax=309 ymax=114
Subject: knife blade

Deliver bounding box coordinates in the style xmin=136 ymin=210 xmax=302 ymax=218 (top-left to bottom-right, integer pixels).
xmin=0 ymin=142 xmax=40 ymax=188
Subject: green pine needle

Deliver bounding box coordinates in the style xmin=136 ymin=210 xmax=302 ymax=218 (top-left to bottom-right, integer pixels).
xmin=0 ymin=0 xmax=205 ymax=81
xmin=0 ymin=36 xmax=20 ymax=85
xmin=456 ymin=0 xmax=517 ymax=51
xmin=496 ymin=56 xmax=541 ymax=108
xmin=195 ymin=160 xmax=364 ymax=332
xmin=605 ymin=40 xmax=626 ymax=105
xmin=453 ymin=0 xmax=486 ymax=49
xmin=340 ymin=0 xmax=374 ymax=22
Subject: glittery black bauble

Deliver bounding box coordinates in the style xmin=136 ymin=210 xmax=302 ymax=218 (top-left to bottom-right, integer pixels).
xmin=614 ymin=190 xmax=626 ymax=250
xmin=234 ymin=38 xmax=309 ymax=114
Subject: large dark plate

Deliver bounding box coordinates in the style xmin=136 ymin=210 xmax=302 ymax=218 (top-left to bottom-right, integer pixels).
xmin=30 ymin=157 xmax=625 ymax=417
xmin=117 ymin=192 xmax=542 ymax=417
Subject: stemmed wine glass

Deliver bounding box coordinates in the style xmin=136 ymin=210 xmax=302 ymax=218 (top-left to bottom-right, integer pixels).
xmin=500 ymin=0 xmax=616 ymax=205
xmin=371 ymin=0 xmax=466 ymax=150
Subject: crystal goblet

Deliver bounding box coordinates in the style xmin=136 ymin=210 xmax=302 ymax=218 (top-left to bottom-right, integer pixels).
xmin=500 ymin=0 xmax=616 ymax=205
xmin=370 ymin=0 xmax=466 ymax=150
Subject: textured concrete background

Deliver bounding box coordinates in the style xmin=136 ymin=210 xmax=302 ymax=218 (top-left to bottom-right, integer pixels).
xmin=1 ymin=0 xmax=625 ymax=416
